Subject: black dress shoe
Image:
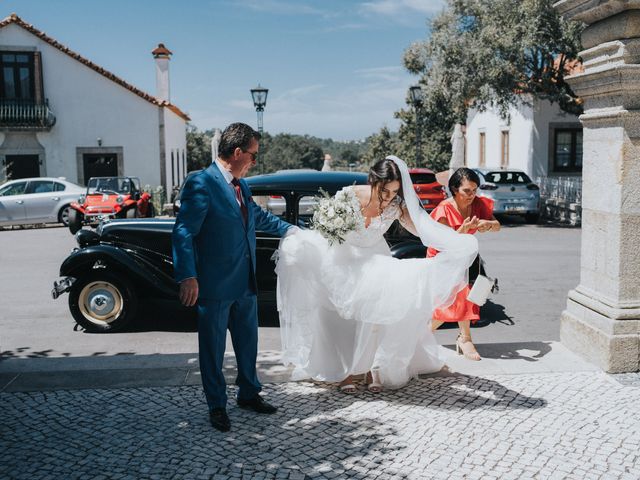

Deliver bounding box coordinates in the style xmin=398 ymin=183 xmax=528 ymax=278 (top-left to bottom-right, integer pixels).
xmin=209 ymin=408 xmax=231 ymax=432
xmin=237 ymin=394 xmax=278 ymax=414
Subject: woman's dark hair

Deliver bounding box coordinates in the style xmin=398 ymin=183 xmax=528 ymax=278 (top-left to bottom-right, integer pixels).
xmin=367 ymin=158 xmax=403 ymax=212
xmin=217 ymin=122 xmax=261 ymax=158
xmin=449 ymin=167 xmax=480 ymax=195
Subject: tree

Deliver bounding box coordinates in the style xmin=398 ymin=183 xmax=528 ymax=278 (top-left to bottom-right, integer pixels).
xmin=186 ymin=124 xmax=212 ymax=171
xmin=396 ymin=0 xmax=583 ymax=170
xmin=340 ymin=148 xmax=360 ymax=168
xmin=187 ymin=125 xmax=370 ymax=174
xmin=361 ymin=127 xmax=398 ymax=166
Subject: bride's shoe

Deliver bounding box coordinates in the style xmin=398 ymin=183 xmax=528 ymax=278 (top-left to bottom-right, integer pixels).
xmin=456 ymin=333 xmax=481 ymax=361
xmin=338 ymin=377 xmax=357 ymax=394
xmin=365 ymin=370 xmax=383 ymax=394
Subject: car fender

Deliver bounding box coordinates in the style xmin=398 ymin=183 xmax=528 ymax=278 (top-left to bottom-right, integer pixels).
xmin=390 ymin=241 xmax=426 ymax=259
xmin=60 ymin=245 xmax=178 ymax=298
xmin=69 ymin=201 xmax=85 ymax=213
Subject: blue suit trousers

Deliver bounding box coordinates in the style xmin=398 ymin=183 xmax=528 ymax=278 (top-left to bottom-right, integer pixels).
xmin=197 ymin=295 xmax=261 ymax=410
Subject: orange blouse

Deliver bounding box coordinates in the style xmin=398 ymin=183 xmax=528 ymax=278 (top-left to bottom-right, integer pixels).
xmin=427 ymin=196 xmax=494 ymax=323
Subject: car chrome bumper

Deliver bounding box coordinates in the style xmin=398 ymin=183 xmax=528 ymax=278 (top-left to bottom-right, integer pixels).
xmin=52 ymin=277 xmax=75 ymax=299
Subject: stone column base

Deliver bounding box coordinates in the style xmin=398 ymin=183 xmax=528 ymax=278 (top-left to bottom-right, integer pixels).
xmin=560 ymin=289 xmax=640 ymax=373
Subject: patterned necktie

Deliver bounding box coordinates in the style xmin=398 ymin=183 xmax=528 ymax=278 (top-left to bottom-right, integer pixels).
xmin=231 ymin=178 xmax=248 ymax=224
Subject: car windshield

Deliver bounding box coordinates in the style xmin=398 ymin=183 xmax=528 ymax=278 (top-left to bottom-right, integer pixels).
xmin=485 ymin=171 xmax=532 ymax=184
xmin=87 ymin=178 xmax=132 ymax=195
xmin=410 ymin=173 xmax=437 ymax=184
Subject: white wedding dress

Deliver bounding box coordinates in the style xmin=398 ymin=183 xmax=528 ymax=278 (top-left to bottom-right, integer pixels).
xmin=276 ymin=156 xmax=478 ymax=389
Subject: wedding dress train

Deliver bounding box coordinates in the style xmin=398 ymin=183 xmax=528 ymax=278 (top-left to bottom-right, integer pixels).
xmin=276 ymin=156 xmax=478 ymax=388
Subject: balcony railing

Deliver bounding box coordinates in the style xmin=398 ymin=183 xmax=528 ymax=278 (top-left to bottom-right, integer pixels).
xmin=0 ymin=98 xmax=56 ymax=130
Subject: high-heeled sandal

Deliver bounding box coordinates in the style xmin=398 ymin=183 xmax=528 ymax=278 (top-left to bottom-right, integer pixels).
xmin=338 ymin=378 xmax=357 ymax=394
xmin=456 ymin=333 xmax=481 ymax=361
xmin=365 ymin=370 xmax=383 ymax=394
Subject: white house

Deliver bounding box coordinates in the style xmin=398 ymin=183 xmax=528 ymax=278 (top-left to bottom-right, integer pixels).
xmin=465 ymin=96 xmax=583 ymax=179
xmin=0 ymin=13 xmax=189 ymax=194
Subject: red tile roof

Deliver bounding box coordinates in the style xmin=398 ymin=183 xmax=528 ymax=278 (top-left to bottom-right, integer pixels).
xmin=0 ymin=13 xmax=190 ymax=121
xmin=152 ymin=43 xmax=173 ymax=58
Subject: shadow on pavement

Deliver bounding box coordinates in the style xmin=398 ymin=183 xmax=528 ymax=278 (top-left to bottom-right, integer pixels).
xmin=440 ymin=341 xmax=553 ymax=363
xmin=477 ymin=300 xmax=514 ymax=327
xmin=472 ymin=341 xmax=553 ymax=362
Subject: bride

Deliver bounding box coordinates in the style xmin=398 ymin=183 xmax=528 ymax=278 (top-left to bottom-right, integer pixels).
xmin=275 ymin=156 xmax=478 ymax=392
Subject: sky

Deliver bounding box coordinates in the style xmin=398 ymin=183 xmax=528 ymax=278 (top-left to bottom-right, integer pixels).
xmin=1 ymin=0 xmax=446 ymax=141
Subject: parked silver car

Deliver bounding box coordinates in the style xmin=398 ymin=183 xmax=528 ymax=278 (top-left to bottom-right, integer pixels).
xmin=0 ymin=177 xmax=85 ymax=227
xmin=473 ymin=169 xmax=540 ymax=223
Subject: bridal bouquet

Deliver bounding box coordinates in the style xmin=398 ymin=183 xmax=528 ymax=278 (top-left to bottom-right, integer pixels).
xmin=312 ymin=188 xmax=362 ymax=245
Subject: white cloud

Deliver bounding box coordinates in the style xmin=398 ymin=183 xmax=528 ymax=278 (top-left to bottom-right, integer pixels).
xmin=360 ymin=0 xmax=445 ymax=24
xmin=361 ymin=0 xmax=445 ymax=16
xmin=355 ymin=66 xmax=405 ymax=83
xmin=232 ymin=0 xmax=333 ymax=17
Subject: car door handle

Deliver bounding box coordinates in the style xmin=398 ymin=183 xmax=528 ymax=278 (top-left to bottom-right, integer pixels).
xmin=15 ymin=200 xmax=24 ymax=204
xmin=51 ymin=197 xmax=60 ymax=201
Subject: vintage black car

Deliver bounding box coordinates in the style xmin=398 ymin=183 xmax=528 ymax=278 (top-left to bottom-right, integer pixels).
xmin=52 ymin=170 xmax=425 ymax=332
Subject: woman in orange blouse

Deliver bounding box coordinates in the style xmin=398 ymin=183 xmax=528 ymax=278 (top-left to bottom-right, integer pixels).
xmin=427 ymin=168 xmax=500 ymax=360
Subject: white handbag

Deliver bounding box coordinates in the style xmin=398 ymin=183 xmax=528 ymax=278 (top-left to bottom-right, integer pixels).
xmin=466 ymin=256 xmax=499 ymax=306
xmin=467 ymin=274 xmax=495 ymax=306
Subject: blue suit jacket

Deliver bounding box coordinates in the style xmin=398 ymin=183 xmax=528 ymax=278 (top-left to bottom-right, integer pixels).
xmin=172 ymin=163 xmax=291 ymax=300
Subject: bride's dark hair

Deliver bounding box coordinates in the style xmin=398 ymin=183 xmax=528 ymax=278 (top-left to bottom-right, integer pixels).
xmin=367 ymin=158 xmax=404 ymax=213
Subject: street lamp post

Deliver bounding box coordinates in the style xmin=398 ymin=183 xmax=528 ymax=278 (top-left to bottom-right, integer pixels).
xmin=250 ymin=84 xmax=269 ymax=134
xmin=409 ymin=85 xmax=424 ymax=168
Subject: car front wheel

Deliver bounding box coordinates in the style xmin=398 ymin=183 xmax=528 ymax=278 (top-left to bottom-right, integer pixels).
xmin=125 ymin=207 xmax=138 ymax=218
xmin=68 ymin=271 xmax=138 ymax=332
xmin=58 ymin=205 xmax=72 ymax=226
xmin=68 ymin=209 xmax=83 ymax=234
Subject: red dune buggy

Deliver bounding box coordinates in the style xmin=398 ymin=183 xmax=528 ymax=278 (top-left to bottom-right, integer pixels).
xmin=68 ymin=176 xmax=154 ymax=234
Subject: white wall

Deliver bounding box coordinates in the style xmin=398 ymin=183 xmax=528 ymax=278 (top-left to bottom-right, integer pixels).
xmin=0 ymin=24 xmax=163 ymax=187
xmin=162 ymin=108 xmax=187 ymax=191
xmin=466 ymin=95 xmax=581 ymax=178
xmin=466 ymin=98 xmax=534 ymax=173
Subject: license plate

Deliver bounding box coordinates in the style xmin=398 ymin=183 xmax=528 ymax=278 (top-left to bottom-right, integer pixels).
xmin=505 ymin=205 xmax=526 ymax=212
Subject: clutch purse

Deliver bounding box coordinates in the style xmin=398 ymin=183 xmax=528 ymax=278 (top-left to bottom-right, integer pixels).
xmin=467 ymin=274 xmax=498 ymax=306
xmin=466 ymin=254 xmax=499 ymax=306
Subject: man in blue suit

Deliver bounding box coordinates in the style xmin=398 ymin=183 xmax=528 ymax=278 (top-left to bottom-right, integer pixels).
xmin=173 ymin=123 xmax=293 ymax=432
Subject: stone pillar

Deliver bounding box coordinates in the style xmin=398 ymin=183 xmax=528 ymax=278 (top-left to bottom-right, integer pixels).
xmin=554 ymin=0 xmax=640 ymax=372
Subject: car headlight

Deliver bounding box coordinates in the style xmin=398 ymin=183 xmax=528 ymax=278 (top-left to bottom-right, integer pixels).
xmin=116 ymin=195 xmax=124 ymax=204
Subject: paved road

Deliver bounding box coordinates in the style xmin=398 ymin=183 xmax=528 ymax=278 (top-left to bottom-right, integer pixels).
xmin=2 ymin=369 xmax=639 ymax=480
xmin=0 ymin=219 xmax=580 ymax=361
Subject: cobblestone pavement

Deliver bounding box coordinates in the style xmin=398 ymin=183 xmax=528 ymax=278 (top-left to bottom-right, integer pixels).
xmin=2 ymin=372 xmax=639 ymax=480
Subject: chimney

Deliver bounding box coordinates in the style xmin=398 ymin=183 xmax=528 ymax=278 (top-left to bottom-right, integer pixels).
xmin=152 ymin=43 xmax=172 ymax=102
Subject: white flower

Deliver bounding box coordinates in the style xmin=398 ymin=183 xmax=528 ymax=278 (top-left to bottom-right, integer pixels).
xmin=311 ymin=187 xmax=362 ymax=245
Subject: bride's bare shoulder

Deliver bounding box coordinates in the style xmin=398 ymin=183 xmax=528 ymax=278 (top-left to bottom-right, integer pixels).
xmin=350 ymin=185 xmax=369 ymax=196
xmin=350 ymin=185 xmax=369 ymax=204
